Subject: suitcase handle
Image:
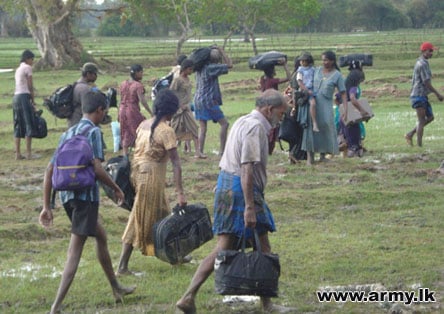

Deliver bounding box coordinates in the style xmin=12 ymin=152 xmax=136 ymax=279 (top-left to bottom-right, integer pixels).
xmin=239 ymin=228 xmax=261 ymax=253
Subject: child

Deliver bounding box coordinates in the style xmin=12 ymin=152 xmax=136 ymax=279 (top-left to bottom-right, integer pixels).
xmin=297 ymin=52 xmax=319 ymax=132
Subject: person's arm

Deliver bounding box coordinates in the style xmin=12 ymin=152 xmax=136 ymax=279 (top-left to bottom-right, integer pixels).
xmin=138 ymin=88 xmax=153 ymax=116
xmin=27 ymin=73 xmax=35 ymax=107
xmin=168 ymin=147 xmax=187 ymax=206
xmin=340 ymin=91 xmax=348 ymax=121
xmin=278 ymin=62 xmax=291 ymax=84
xmin=217 ymin=46 xmax=233 ymax=68
xmin=424 ymin=80 xmax=444 ymax=101
xmin=241 ymin=162 xmax=256 ymax=229
xmin=39 ymin=162 xmax=54 ymax=228
xmin=93 ymin=158 xmax=125 ymax=206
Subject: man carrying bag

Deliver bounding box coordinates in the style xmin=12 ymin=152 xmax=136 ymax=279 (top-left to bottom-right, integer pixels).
xmin=176 ymin=89 xmax=295 ymax=314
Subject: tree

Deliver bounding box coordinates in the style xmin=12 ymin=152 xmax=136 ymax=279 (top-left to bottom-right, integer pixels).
xmin=197 ymin=0 xmax=321 ymax=55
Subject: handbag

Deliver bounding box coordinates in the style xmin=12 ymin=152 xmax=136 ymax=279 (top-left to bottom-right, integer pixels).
xmin=31 ymin=112 xmax=47 ymax=139
xmin=214 ymin=229 xmax=280 ymax=297
xmin=153 ymin=203 xmax=213 ymax=264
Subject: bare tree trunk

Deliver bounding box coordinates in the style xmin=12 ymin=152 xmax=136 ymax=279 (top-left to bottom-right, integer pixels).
xmin=24 ymin=0 xmax=92 ymax=69
xmin=0 ymin=9 xmax=9 ymax=37
xmin=243 ymin=25 xmax=258 ymax=55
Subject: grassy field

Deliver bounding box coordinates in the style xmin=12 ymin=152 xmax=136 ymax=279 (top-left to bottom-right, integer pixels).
xmin=1 ymin=30 xmax=444 ymax=314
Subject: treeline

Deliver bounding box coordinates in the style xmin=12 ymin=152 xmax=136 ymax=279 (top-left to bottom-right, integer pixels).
xmin=1 ymin=0 xmax=443 ymax=38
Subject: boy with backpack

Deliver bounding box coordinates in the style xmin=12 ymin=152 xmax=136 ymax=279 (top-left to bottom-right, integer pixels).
xmin=39 ymin=91 xmax=135 ymax=314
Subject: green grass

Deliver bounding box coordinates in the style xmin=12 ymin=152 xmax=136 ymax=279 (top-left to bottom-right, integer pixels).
xmin=1 ymin=30 xmax=444 ymax=313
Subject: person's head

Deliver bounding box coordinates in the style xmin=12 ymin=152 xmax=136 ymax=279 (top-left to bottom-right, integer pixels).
xmin=21 ymin=49 xmax=35 ymax=64
xmin=263 ymin=66 xmax=275 ymax=78
xmin=255 ymin=89 xmax=288 ymax=127
xmin=420 ymin=41 xmax=437 ymax=59
xmin=150 ymin=89 xmax=179 ymax=140
xmin=81 ymin=90 xmax=108 ymax=124
xmin=345 ymin=68 xmax=365 ymax=91
xmin=82 ymin=62 xmax=99 ymax=82
xmin=177 ymin=54 xmax=187 ymax=66
xmin=321 ymin=50 xmax=340 ymax=71
xmin=299 ymin=52 xmax=314 ymax=67
xmin=130 ymin=64 xmax=143 ymax=81
xmin=210 ymin=48 xmax=222 ymax=64
xmin=180 ymin=58 xmax=194 ymax=75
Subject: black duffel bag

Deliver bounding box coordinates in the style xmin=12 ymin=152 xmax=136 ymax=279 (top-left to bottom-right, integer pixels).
xmin=214 ymin=229 xmax=280 ymax=297
xmin=189 ymin=47 xmax=212 ymax=72
xmin=101 ymin=155 xmax=135 ymax=211
xmin=31 ymin=112 xmax=47 ymax=139
xmin=248 ymin=51 xmax=287 ymax=70
xmin=339 ymin=53 xmax=373 ymax=67
xmin=153 ymin=203 xmax=213 ymax=264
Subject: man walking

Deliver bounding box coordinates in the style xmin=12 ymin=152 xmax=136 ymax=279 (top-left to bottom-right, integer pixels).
xmin=405 ymin=42 xmax=443 ymax=147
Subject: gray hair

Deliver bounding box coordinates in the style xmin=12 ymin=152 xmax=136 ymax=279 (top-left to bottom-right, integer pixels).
xmin=255 ymin=89 xmax=286 ymax=108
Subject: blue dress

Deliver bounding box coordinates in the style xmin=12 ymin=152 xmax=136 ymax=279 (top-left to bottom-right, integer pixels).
xmin=302 ymin=67 xmax=345 ymax=155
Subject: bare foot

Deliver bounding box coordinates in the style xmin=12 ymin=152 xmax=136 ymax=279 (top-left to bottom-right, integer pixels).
xmin=115 ymin=269 xmax=136 ymax=277
xmin=313 ymin=124 xmax=319 ymax=132
xmin=176 ymin=295 xmax=196 ymax=314
xmin=194 ymin=153 xmax=207 ymax=159
xmin=404 ymin=134 xmax=413 ymax=146
xmin=15 ymin=154 xmax=25 ymax=160
xmin=113 ymin=285 xmax=136 ymax=303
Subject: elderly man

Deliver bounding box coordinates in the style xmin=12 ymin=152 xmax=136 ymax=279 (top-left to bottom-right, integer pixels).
xmin=176 ymin=89 xmax=294 ymax=314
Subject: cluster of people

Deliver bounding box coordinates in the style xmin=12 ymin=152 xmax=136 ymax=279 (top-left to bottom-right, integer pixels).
xmin=14 ymin=40 xmax=438 ymax=313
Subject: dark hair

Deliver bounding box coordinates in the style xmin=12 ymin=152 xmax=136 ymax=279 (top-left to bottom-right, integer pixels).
xmin=263 ymin=66 xmax=275 ymax=78
xmin=180 ymin=59 xmax=194 ymax=73
xmin=81 ymin=90 xmax=107 ymax=114
xmin=177 ymin=54 xmax=187 ymax=65
xmin=299 ymin=52 xmax=314 ymax=65
xmin=150 ymin=89 xmax=179 ymax=142
xmin=21 ymin=49 xmax=35 ymax=62
xmin=130 ymin=64 xmax=143 ymax=80
xmin=345 ymin=69 xmax=365 ymax=100
xmin=322 ymin=50 xmax=340 ymax=71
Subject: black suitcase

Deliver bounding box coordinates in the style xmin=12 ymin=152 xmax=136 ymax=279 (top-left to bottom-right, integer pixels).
xmin=339 ymin=53 xmax=373 ymax=67
xmin=101 ymin=155 xmax=135 ymax=211
xmin=153 ymin=203 xmax=213 ymax=264
xmin=189 ymin=47 xmax=212 ymax=72
xmin=248 ymin=51 xmax=287 ymax=70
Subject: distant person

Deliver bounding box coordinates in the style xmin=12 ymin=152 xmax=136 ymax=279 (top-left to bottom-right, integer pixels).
xmin=13 ymin=49 xmax=38 ymax=160
xmin=118 ymin=64 xmax=153 ymax=155
xmin=176 ymin=89 xmax=294 ymax=314
xmin=172 ymin=54 xmax=188 ymax=79
xmin=340 ymin=60 xmax=370 ymax=157
xmin=405 ymin=42 xmax=443 ymax=147
xmin=39 ymin=91 xmax=136 ymax=314
xmin=301 ymin=50 xmax=348 ymax=165
xmin=169 ymin=59 xmax=206 ymax=158
xmin=194 ymin=46 xmax=232 ymax=157
xmin=116 ymin=89 xmax=188 ymax=275
xmin=297 ymin=52 xmax=319 ymax=132
xmin=259 ymin=59 xmax=290 ymax=91
xmin=68 ymin=62 xmax=100 ymax=128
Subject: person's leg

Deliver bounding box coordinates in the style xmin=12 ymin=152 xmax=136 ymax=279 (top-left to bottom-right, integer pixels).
xmin=198 ymin=120 xmax=207 ymax=155
xmin=25 ymin=136 xmax=32 ymax=159
xmin=95 ymin=222 xmax=136 ymax=302
xmin=15 ymin=137 xmax=23 ymax=160
xmin=176 ymin=234 xmax=235 ymax=314
xmin=414 ymin=107 xmax=427 ymax=147
xmin=310 ymin=98 xmax=319 ymax=132
xmin=258 ymin=233 xmax=296 ymax=313
xmin=116 ymin=242 xmax=134 ymax=275
xmin=50 ymin=233 xmax=87 ymax=314
xmin=193 ymin=136 xmax=206 ymax=159
xmin=306 ymin=151 xmax=314 ymax=166
xmin=218 ymin=118 xmax=229 ymax=156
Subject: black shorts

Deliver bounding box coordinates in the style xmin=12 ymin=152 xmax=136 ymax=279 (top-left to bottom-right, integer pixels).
xmin=63 ymin=199 xmax=99 ymax=236
xmin=13 ymin=94 xmax=35 ymax=138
